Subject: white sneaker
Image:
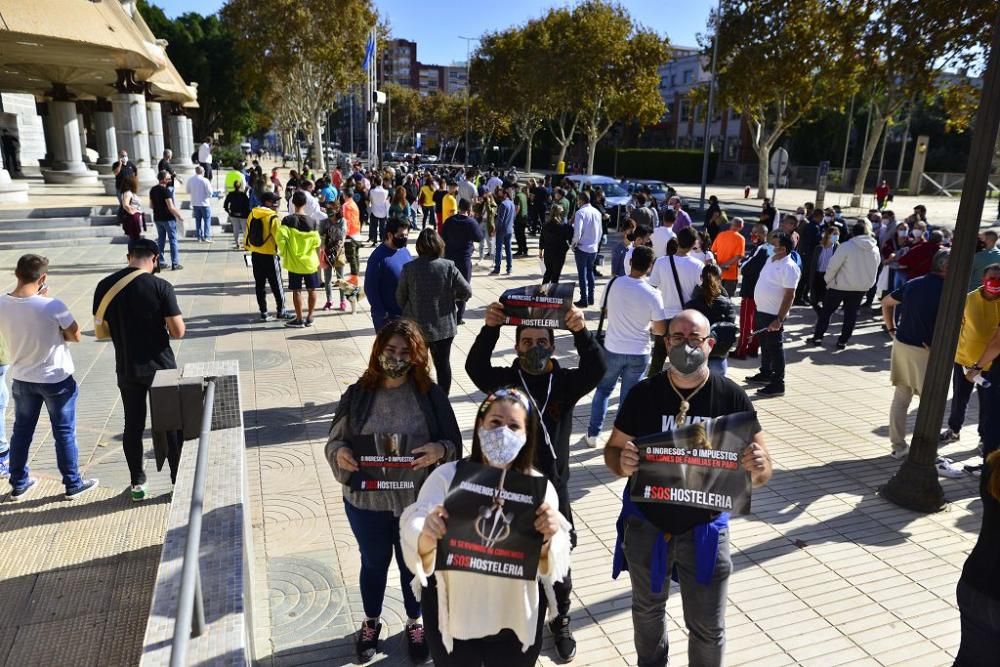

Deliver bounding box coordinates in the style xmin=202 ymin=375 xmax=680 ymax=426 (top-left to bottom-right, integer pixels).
xmin=935 ymin=456 xmax=966 ymax=478
xmin=890 ymin=445 xmax=909 ymax=460
xmin=584 ymin=434 xmax=599 ymax=448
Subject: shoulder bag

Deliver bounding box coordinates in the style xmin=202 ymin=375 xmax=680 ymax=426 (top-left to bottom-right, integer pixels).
xmin=668 ymin=255 xmax=687 ymax=311
xmin=595 ymin=276 xmax=620 ymax=349
xmin=93 ymin=270 xmax=145 ymax=340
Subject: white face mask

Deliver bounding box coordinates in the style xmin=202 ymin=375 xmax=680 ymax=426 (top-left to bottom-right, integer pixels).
xmin=478 ymin=426 xmax=527 ymax=467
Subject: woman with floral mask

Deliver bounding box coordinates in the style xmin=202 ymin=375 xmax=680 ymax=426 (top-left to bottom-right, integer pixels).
xmin=325 ymin=318 xmax=462 ymax=664
xmin=400 ymin=388 xmax=571 ymax=666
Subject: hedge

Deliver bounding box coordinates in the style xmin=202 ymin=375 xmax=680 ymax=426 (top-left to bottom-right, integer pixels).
xmin=594 ymin=148 xmax=718 ymax=183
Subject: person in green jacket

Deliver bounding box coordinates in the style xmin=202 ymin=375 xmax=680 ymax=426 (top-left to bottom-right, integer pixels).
xmin=278 ymin=191 xmax=322 ymax=327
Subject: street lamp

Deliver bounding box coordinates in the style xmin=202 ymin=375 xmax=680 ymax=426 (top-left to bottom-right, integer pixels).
xmin=459 ymin=35 xmax=478 ymax=167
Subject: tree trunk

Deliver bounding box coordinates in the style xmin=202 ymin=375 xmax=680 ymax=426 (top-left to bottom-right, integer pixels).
xmin=505 ymin=139 xmax=525 ymax=169
xmin=851 ymin=112 xmax=890 ymax=204
xmin=524 ymin=128 xmax=538 ymax=172
xmin=586 ymin=131 xmax=599 ymax=175
xmin=755 ymin=146 xmax=770 ymax=199
xmin=451 ymin=138 xmax=461 ymax=164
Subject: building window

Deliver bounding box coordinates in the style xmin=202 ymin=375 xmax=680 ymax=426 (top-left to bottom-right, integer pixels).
xmin=730 ymin=108 xmax=741 ymax=121
xmin=726 ymin=138 xmax=740 ymax=160
xmin=671 ymin=74 xmax=677 ymax=86
xmin=683 ymin=70 xmax=693 ymax=84
xmin=694 ymin=136 xmax=704 ymax=149
xmin=680 ymin=100 xmax=690 ymax=122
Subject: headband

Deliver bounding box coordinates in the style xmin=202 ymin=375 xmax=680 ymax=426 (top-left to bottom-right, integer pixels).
xmin=477 ymin=387 xmax=532 ymax=417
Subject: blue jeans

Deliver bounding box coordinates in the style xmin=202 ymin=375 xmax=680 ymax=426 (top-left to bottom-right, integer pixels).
xmin=708 ymin=357 xmax=728 ymax=375
xmin=574 ymin=249 xmax=597 ymax=303
xmin=155 ymin=219 xmax=180 ymax=267
xmin=494 ymin=232 xmax=512 ymax=272
xmin=343 ymin=499 xmax=421 ymax=619
xmin=0 ymin=364 xmax=8 ymax=455
xmin=9 ymin=376 xmax=83 ymax=492
xmin=588 ymin=350 xmax=649 ymax=437
xmin=624 ymin=516 xmax=731 ymax=667
xmin=193 ymin=205 xmax=211 ymax=240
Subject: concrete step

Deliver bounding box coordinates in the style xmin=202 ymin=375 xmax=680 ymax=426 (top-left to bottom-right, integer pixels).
xmin=0 ymin=236 xmax=124 ymax=251
xmin=0 ymin=205 xmax=120 ymax=220
xmin=0 ymin=225 xmax=124 ymax=243
xmin=0 ymin=216 xmax=120 ymax=230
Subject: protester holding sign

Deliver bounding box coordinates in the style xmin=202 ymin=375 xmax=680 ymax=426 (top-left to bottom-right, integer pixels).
xmin=400 ymin=388 xmax=571 ymax=666
xmin=466 ymin=301 xmax=605 ymax=661
xmin=325 ymin=319 xmax=462 ymax=665
xmin=604 ymin=310 xmax=772 ymax=667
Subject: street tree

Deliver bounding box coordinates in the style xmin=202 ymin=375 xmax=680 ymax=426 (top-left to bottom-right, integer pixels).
xmin=471 ymin=26 xmax=545 ymax=170
xmin=849 ymin=0 xmax=993 ymax=204
xmin=383 ymin=83 xmax=422 ymax=150
xmin=139 ymin=1 xmax=262 ymax=140
xmin=421 ymin=92 xmax=467 ymax=160
xmin=533 ymin=8 xmax=584 ymax=168
xmin=705 ymin=0 xmax=866 ymax=198
xmin=222 ymin=0 xmax=378 ymax=167
xmin=570 ymin=1 xmax=668 ymax=174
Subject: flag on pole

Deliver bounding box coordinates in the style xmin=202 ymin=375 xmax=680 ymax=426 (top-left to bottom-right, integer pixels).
xmin=363 ymin=33 xmax=375 ymax=71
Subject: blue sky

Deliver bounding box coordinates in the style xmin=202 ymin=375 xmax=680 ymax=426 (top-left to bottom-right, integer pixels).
xmin=157 ymin=0 xmax=715 ymax=64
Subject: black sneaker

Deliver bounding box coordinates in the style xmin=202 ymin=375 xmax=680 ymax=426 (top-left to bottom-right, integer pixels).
xmin=573 ymin=299 xmax=589 ymax=308
xmin=65 ymin=478 xmax=99 ymax=500
xmin=745 ymin=372 xmax=773 ymax=386
xmin=304 ymin=318 xmax=314 ymax=327
xmin=285 ymin=319 xmax=305 ymax=328
xmin=172 ymin=264 xmax=183 ymax=271
xmin=279 ymin=311 xmax=297 ymax=320
xmin=9 ymin=477 xmax=37 ymax=501
xmin=757 ymin=382 xmax=785 ymax=397
xmin=835 ymin=341 xmax=847 ymax=350
xmin=549 ymin=614 xmax=577 ymax=662
xmin=355 ymin=619 xmax=382 ymax=664
xmin=405 ymin=622 xmax=430 ymax=663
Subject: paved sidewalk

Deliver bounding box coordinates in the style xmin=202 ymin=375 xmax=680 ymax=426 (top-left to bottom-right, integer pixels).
xmin=0 ymin=224 xmax=985 ymax=666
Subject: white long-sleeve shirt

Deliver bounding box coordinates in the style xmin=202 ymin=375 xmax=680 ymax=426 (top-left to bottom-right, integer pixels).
xmin=400 ymin=461 xmax=571 ymax=654
xmin=572 ymin=204 xmax=603 ymax=253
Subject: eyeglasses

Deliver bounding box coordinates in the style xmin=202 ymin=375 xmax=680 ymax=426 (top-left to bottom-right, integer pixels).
xmin=667 ymin=333 xmax=709 ymax=347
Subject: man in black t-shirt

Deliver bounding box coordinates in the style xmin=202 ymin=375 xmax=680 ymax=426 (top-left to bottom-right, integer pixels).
xmin=112 ymin=149 xmax=137 ymax=192
xmin=157 ymin=149 xmax=177 ymax=188
xmin=93 ymin=239 xmax=186 ymax=501
xmin=149 ymin=170 xmax=185 ymax=270
xmin=605 ymin=309 xmax=772 ymax=667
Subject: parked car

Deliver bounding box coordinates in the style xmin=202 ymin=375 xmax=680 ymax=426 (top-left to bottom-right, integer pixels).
xmin=626 ymin=179 xmax=679 ymax=206
xmin=563 ymin=174 xmax=631 ymax=229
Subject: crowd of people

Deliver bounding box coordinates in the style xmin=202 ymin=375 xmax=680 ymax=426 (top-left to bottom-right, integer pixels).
xmin=1 ymin=154 xmax=998 ymax=666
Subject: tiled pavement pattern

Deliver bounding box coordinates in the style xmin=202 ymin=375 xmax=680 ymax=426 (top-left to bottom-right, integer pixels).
xmin=0 ymin=225 xmax=985 ymax=666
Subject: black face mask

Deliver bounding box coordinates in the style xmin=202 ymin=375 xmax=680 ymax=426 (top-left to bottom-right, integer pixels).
xmin=392 ymin=235 xmax=408 ymax=248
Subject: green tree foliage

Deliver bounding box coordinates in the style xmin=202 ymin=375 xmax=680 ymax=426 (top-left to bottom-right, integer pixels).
xmin=221 ymin=0 xmax=380 ymax=166
xmin=138 ymin=1 xmax=261 ymax=141
xmin=705 ymin=0 xmax=866 ymax=198
xmin=848 ymin=0 xmax=994 ymax=203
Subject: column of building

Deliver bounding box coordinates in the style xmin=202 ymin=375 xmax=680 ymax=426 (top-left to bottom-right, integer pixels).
xmin=167 ymin=104 xmax=195 ymax=176
xmin=40 ymin=84 xmax=98 ymax=185
xmin=93 ymin=98 xmax=118 ymax=175
xmin=111 ymin=69 xmax=156 ymax=189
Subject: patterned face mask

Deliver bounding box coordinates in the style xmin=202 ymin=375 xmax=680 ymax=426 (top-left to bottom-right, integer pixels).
xmin=379 ymin=352 xmax=412 ymax=378
xmin=478 ymin=426 xmax=527 ymax=467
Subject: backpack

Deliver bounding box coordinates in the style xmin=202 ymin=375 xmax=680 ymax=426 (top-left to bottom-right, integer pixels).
xmin=247 ymin=210 xmax=276 ymax=247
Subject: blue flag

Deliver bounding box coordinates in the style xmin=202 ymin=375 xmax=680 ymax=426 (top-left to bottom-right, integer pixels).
xmin=363 ymin=34 xmax=375 ymax=70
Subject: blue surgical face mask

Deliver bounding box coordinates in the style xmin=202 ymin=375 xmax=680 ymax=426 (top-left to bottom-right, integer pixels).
xmin=765 ymin=243 xmax=776 ymax=257
xmin=830 ymin=234 xmax=840 ymax=243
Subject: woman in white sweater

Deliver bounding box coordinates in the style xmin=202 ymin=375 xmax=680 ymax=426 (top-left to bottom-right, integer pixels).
xmin=400 ymin=387 xmax=572 ymax=666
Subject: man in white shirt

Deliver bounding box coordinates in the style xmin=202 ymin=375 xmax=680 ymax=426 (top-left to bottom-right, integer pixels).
xmin=571 ymin=191 xmax=604 ymax=308
xmin=748 ymin=231 xmax=801 ymax=397
xmin=300 ymin=180 xmax=327 ymax=228
xmin=484 ymin=171 xmax=503 ymax=195
xmin=651 ymin=209 xmax=676 ymax=259
xmin=648 ymin=227 xmax=704 ymax=374
xmin=185 ymin=165 xmax=214 ymax=242
xmin=587 ymin=246 xmax=666 ymax=446
xmin=368 ymin=175 xmax=390 ymax=244
xmin=0 ymin=254 xmax=97 ymax=501
xmin=810 ymin=220 xmax=880 ymax=349
xmin=197 ymin=138 xmax=213 ymax=179
xmin=457 ymin=171 xmax=478 ymax=207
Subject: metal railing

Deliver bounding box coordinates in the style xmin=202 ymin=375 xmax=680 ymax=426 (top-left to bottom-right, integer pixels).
xmin=169 ymin=378 xmax=216 ymax=667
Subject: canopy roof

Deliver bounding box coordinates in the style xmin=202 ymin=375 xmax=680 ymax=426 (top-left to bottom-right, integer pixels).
xmin=0 ymin=0 xmax=196 ymax=104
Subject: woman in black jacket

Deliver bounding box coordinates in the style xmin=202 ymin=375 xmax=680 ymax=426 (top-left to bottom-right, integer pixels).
xmin=685 ymin=263 xmax=736 ymax=375
xmin=808 ymin=227 xmax=840 ymax=314
xmin=540 ymin=203 xmax=573 ymax=284
xmin=325 ymin=318 xmax=461 ymax=664
xmin=223 ymin=180 xmax=251 ymax=249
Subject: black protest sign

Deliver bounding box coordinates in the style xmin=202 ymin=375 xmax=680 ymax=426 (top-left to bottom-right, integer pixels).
xmin=499 ymin=282 xmax=576 ymax=329
xmin=349 ymin=433 xmax=428 ymax=492
xmin=630 ymin=411 xmax=759 ymax=515
xmin=436 ymin=461 xmax=547 ymax=581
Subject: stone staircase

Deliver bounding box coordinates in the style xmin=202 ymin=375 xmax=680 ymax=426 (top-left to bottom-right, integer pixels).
xmin=0 ymin=205 xmax=222 ymax=250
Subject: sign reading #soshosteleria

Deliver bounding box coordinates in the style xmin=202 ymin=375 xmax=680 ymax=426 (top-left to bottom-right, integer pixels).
xmin=436 ymin=461 xmax=547 ymax=581
xmin=500 ymin=282 xmax=576 ymax=329
xmin=349 ymin=433 xmax=428 ymax=492
xmin=630 ymin=412 xmax=759 ymax=514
